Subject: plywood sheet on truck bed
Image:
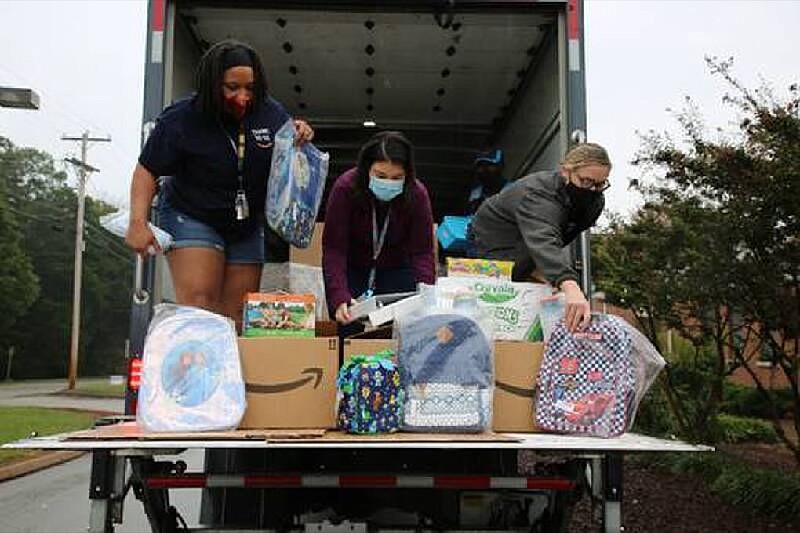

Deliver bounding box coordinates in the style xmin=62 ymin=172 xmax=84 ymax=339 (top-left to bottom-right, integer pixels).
xmin=62 ymin=422 xmax=518 ymax=443
xmin=65 ymin=422 xmax=326 ymax=441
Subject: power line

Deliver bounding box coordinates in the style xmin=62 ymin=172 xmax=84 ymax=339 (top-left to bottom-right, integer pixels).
xmin=85 ymin=224 xmax=135 ymax=257
xmin=3 ymin=203 xmax=132 ymax=261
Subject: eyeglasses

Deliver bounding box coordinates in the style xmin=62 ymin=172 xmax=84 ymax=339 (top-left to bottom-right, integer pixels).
xmin=572 ymin=173 xmax=610 ymax=192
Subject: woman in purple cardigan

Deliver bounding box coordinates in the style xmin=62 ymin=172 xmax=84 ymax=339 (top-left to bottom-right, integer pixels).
xmin=322 ymin=131 xmax=435 ymax=325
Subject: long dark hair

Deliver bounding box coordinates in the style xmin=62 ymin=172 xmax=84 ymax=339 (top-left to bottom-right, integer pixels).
xmin=353 ymin=131 xmax=417 ymax=205
xmin=193 ymin=40 xmax=268 ymax=121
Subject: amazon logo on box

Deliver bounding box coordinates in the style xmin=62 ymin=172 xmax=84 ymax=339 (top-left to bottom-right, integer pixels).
xmin=492 ymin=340 xmax=544 ymax=432
xmin=238 ymin=337 xmax=339 ymax=429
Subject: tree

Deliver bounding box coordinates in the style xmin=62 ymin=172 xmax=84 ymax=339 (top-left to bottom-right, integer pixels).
xmin=596 ymin=58 xmax=800 ymax=461
xmin=594 ymin=198 xmax=739 ymax=442
xmin=0 ymin=138 xmax=40 ymax=367
xmin=0 ymin=136 xmax=132 ymax=379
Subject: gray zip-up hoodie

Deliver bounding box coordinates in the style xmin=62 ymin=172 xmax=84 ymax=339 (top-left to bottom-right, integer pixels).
xmin=470 ymin=170 xmax=603 ymax=287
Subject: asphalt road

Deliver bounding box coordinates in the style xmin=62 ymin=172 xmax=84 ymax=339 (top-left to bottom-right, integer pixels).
xmin=0 ymin=449 xmax=204 ymax=532
xmin=0 ymin=379 xmax=124 ymax=413
xmin=1 ymin=379 xmax=201 ymax=532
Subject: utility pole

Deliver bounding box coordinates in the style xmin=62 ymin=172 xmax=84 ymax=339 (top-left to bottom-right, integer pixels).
xmin=62 ymin=131 xmax=111 ymax=390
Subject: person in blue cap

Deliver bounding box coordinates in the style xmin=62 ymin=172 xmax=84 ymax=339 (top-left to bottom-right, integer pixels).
xmin=466 ymin=148 xmax=508 ymax=214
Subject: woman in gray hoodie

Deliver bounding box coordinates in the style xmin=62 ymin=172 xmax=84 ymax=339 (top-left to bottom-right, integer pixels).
xmin=469 ymin=143 xmax=611 ymax=331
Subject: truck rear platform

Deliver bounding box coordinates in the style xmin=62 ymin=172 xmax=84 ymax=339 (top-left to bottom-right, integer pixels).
xmin=4 ymin=422 xmax=708 ymax=533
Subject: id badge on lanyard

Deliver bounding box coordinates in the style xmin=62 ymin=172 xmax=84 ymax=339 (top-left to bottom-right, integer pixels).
xmin=360 ymin=205 xmax=390 ymax=300
xmin=228 ymin=127 xmax=249 ymax=221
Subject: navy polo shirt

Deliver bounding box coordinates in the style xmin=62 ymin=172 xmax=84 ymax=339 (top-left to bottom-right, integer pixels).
xmin=138 ymin=95 xmax=290 ymax=239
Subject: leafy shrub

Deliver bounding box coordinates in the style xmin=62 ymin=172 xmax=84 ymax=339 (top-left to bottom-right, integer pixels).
xmin=640 ymin=452 xmax=800 ymax=521
xmin=711 ymin=463 xmax=800 ymax=519
xmin=631 ymin=381 xmax=674 ymax=438
xmin=716 ymin=413 xmax=779 ymax=444
xmin=722 ymin=382 xmax=794 ymax=419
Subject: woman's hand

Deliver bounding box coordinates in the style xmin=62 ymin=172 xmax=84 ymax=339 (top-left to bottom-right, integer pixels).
xmin=125 ymin=219 xmax=160 ymax=256
xmin=560 ymin=280 xmax=591 ymax=332
xmin=293 ymin=119 xmax=314 ymax=145
xmin=334 ymin=299 xmax=357 ymax=325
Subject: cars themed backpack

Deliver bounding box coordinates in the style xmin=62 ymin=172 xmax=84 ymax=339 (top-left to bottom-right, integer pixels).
xmin=535 ymin=314 xmax=635 ymax=438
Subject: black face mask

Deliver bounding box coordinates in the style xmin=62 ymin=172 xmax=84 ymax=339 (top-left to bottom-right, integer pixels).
xmin=565 ymin=182 xmax=602 ymax=211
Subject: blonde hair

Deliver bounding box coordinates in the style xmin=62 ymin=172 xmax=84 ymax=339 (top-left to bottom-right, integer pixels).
xmin=562 ymin=143 xmax=611 ymax=170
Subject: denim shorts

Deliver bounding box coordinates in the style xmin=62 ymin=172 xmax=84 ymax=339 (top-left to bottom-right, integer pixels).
xmin=156 ymin=196 xmax=265 ymax=264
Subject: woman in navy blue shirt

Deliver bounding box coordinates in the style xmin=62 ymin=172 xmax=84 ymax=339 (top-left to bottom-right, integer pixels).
xmin=126 ymin=40 xmax=313 ymax=330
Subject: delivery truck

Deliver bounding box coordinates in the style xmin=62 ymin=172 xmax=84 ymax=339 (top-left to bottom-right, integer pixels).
xmin=4 ymin=1 xmax=708 ymax=532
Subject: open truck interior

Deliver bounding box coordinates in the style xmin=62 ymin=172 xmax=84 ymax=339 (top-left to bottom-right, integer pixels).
xmin=165 ymin=1 xmax=568 ymax=220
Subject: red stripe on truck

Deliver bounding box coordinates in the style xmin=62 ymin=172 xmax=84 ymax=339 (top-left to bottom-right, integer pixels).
xmin=147 ymin=474 xmax=206 ymax=488
xmin=568 ymin=0 xmax=579 ymax=40
xmin=527 ymin=477 xmax=576 ymax=491
xmin=151 ymin=0 xmax=165 ymax=31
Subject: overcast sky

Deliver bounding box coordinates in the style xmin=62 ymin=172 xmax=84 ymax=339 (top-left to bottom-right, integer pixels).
xmin=1 ymin=0 xmax=798 ymax=216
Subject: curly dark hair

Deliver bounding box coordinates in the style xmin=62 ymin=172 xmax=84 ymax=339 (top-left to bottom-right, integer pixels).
xmin=193 ymin=40 xmax=269 ymax=121
xmin=352 ymin=131 xmax=417 ymax=205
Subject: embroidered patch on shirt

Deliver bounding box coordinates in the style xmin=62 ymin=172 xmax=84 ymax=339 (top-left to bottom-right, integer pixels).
xmin=251 ymin=127 xmax=273 ymax=148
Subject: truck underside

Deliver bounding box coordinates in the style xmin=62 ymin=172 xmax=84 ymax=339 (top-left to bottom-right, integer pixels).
xmin=4 ymin=422 xmax=709 ymax=533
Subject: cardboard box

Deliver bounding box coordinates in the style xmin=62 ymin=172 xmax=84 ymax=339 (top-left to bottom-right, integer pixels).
xmin=492 ymin=341 xmax=544 ymax=432
xmin=290 ymin=222 xmax=437 ymax=270
xmin=342 ymin=338 xmax=398 ymax=363
xmin=238 ymin=337 xmax=339 ymax=429
xmin=290 ymin=222 xmax=324 ymax=267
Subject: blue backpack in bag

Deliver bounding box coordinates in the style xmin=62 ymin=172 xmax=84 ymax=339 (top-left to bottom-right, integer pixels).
xmin=535 ymin=314 xmax=635 ymax=438
xmin=398 ymin=313 xmax=493 ymax=432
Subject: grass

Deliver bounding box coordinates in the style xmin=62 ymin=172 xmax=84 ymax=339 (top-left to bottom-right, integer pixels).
xmin=0 ymin=406 xmax=97 ymax=465
xmin=69 ymin=380 xmax=125 ymax=398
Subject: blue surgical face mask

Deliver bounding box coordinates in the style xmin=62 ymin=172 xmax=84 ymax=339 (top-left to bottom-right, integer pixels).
xmin=369 ymin=175 xmax=404 ymax=202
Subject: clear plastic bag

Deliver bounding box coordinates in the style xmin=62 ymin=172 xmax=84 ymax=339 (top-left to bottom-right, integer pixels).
xmin=289 ymin=263 xmax=330 ymax=321
xmin=535 ymin=314 xmax=665 ymax=438
xmin=619 ymin=319 xmax=667 ymax=429
xmin=137 ymin=304 xmax=246 ymax=432
xmin=436 ymin=276 xmax=553 ymax=341
xmin=100 ymin=209 xmax=173 ymax=254
xmin=539 ymin=293 xmax=566 ymax=343
xmin=395 ymin=286 xmax=494 ymax=432
xmin=266 ymin=120 xmax=330 ymax=248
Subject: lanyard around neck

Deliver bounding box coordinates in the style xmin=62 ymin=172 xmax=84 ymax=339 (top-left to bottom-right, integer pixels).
xmin=367 ymin=205 xmax=391 ymax=294
xmin=224 ymin=124 xmax=247 ymax=191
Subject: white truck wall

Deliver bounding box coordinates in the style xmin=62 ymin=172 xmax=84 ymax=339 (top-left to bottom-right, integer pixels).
xmin=167 ymin=15 xmax=201 ymax=104
xmin=494 ymin=28 xmax=562 ymax=178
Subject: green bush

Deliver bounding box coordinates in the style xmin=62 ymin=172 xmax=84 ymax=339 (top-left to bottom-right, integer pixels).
xmin=712 ymin=465 xmax=800 ymax=520
xmin=716 ymin=413 xmax=779 ymax=444
xmin=641 ymin=452 xmax=800 ymax=521
xmin=631 ymin=382 xmax=675 ymax=438
xmin=722 ymin=382 xmax=794 ymax=419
